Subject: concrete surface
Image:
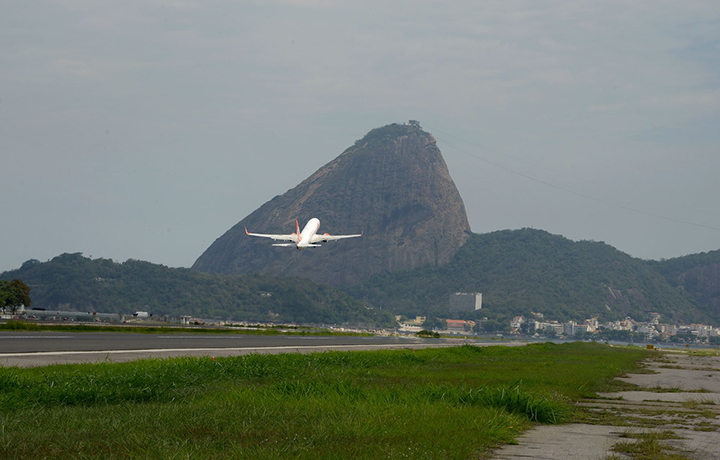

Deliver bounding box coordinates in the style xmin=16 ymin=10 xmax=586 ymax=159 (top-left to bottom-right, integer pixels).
xmin=491 ymin=351 xmax=720 ymax=460
xmin=598 ymin=390 xmax=720 ymax=404
xmin=613 ymin=353 xmax=720 ymax=392
xmin=492 ymin=424 xmax=624 ymax=460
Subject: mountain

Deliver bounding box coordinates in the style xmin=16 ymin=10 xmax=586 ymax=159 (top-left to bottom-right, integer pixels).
xmin=192 ymin=122 xmax=471 ymax=285
xmin=346 ymin=229 xmax=713 ymax=325
xmin=650 ymin=250 xmax=720 ymax=324
xmin=2 ymin=254 xmax=394 ymax=326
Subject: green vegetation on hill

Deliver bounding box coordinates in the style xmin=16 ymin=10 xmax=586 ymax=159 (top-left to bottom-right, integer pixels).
xmin=5 ymin=229 xmax=718 ymax=327
xmin=1 ymin=254 xmax=393 ymax=326
xmin=650 ymin=250 xmax=720 ymax=324
xmin=650 ymin=249 xmax=720 ymax=280
xmin=347 ymin=229 xmax=709 ymax=326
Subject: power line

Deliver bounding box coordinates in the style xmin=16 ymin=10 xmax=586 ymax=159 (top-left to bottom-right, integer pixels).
xmin=426 ymin=125 xmax=720 ymax=233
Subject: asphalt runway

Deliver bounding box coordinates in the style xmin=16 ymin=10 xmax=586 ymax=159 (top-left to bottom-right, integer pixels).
xmin=0 ymin=330 xmax=479 ymax=367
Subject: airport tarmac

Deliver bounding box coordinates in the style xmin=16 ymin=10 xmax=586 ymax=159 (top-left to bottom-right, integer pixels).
xmin=0 ymin=330 xmax=496 ymax=367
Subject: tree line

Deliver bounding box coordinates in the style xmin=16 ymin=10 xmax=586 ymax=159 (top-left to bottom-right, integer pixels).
xmin=1 ymin=254 xmax=394 ymax=327
xmin=3 ymin=228 xmax=719 ymax=328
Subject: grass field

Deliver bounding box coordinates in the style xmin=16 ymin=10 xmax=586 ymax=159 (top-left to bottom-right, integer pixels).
xmin=0 ymin=342 xmax=647 ymax=459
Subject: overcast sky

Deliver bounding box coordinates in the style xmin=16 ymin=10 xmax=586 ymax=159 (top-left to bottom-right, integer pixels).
xmin=2 ymin=0 xmax=719 ymax=273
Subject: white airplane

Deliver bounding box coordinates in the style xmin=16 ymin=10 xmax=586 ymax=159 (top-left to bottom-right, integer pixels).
xmin=245 ymin=218 xmax=362 ymax=249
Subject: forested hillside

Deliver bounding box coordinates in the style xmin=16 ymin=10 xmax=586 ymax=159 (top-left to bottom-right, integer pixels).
xmin=5 ymin=232 xmax=718 ymax=328
xmin=650 ymin=250 xmax=720 ymax=323
xmin=651 ymin=249 xmax=720 ymax=282
xmin=1 ymin=254 xmax=393 ymax=326
xmin=346 ymin=229 xmax=711 ymax=326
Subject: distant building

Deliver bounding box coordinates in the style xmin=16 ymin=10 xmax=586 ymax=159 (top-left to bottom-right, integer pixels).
xmin=546 ymin=321 xmax=564 ymax=335
xmin=396 ymin=315 xmax=426 ymax=333
xmin=563 ymin=321 xmax=577 ymax=336
xmin=510 ymin=316 xmax=525 ymax=331
xmin=649 ymin=312 xmax=661 ymax=324
xmin=180 ymin=315 xmax=193 ymax=325
xmin=690 ymin=324 xmax=713 ymax=337
xmin=23 ymin=310 xmax=125 ymax=323
xmin=445 ymin=319 xmax=475 ymax=333
xmin=449 ymin=292 xmax=482 ymax=314
xmin=395 ymin=316 xmax=426 ymax=326
xmin=584 ymin=317 xmax=599 ymax=332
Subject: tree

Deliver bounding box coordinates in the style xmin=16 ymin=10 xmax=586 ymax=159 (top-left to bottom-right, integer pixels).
xmin=422 ymin=317 xmax=446 ymax=331
xmin=0 ymin=279 xmax=31 ymax=314
xmin=482 ymin=319 xmax=504 ymax=333
xmin=0 ymin=282 xmax=9 ymax=310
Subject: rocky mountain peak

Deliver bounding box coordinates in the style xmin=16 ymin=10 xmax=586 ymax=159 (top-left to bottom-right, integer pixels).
xmin=192 ymin=121 xmax=471 ymax=285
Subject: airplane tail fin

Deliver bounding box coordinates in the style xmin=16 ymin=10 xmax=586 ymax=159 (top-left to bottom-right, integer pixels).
xmin=296 ymin=220 xmax=300 ymax=235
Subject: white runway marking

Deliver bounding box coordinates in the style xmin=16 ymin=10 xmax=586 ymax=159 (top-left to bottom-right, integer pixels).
xmin=155 ymin=336 xmax=246 ymax=339
xmin=0 ymin=343 xmax=440 ymax=358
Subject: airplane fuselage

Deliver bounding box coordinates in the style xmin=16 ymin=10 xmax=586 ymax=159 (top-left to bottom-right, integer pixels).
xmin=296 ymin=217 xmax=322 ymax=249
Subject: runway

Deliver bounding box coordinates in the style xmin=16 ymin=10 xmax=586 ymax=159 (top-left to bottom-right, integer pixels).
xmin=0 ymin=330 xmax=480 ymax=367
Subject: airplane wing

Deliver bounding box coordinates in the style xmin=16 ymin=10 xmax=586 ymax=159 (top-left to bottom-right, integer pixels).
xmin=271 ymin=242 xmax=321 ymax=247
xmin=245 ymin=228 xmax=298 ymax=242
xmin=309 ymin=232 xmax=362 ymax=244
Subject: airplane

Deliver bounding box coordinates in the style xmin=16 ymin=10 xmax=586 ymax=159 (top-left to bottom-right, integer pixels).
xmin=245 ymin=218 xmax=362 ymax=249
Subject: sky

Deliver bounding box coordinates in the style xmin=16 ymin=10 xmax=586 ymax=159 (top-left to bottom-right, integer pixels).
xmin=1 ymin=0 xmax=719 ymax=273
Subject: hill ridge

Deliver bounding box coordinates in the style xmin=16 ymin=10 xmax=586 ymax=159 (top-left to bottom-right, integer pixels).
xmin=346 ymin=228 xmax=718 ymax=325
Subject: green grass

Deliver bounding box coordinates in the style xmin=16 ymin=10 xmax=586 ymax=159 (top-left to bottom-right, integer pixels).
xmin=0 ymin=342 xmax=648 ymax=459
xmin=613 ymin=430 xmax=691 ymax=460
